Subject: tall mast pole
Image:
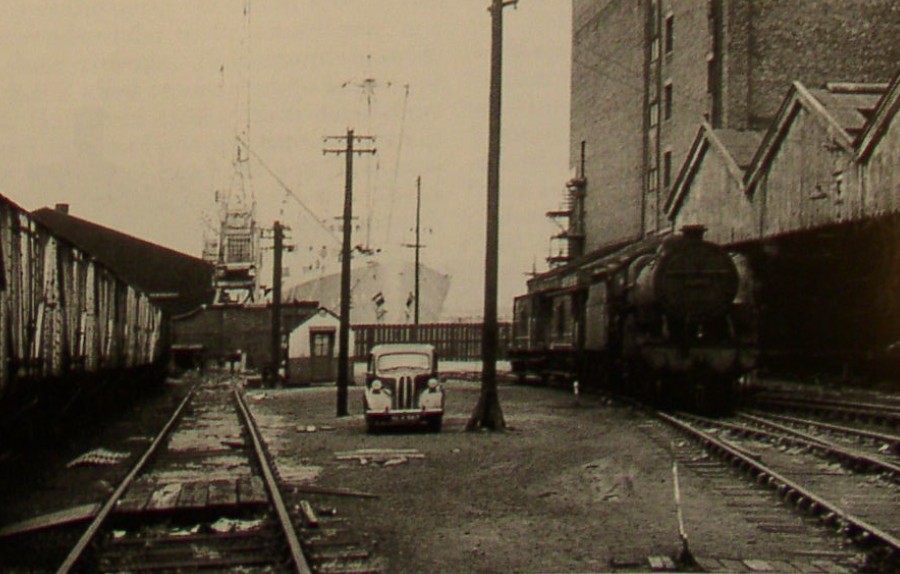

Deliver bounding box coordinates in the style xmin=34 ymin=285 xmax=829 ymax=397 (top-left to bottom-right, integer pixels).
xmin=414 ymin=175 xmax=421 ymax=328
xmin=468 ymin=0 xmax=517 ymax=431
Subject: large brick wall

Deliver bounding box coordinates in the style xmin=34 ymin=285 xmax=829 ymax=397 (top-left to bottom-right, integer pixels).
xmin=570 ymin=0 xmax=900 ymax=252
xmin=571 ymin=0 xmax=646 ymax=252
xmin=747 ymin=0 xmax=900 ymax=129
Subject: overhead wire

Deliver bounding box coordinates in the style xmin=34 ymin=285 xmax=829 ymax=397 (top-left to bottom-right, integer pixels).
xmin=236 ymin=136 xmax=342 ymax=246
xmin=384 ymin=83 xmax=410 ymax=248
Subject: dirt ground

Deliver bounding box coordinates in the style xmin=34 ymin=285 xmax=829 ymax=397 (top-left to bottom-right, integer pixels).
xmin=248 ymin=380 xmax=859 ymax=574
xmin=0 ymin=373 xmax=865 ymax=573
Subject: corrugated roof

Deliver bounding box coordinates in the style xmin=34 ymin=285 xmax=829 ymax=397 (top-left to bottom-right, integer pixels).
xmin=32 ymin=207 xmax=215 ymax=315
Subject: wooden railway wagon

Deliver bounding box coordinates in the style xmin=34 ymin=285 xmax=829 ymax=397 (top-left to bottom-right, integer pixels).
xmin=0 ymin=194 xmax=164 ymax=441
xmin=510 ymin=226 xmax=758 ymax=412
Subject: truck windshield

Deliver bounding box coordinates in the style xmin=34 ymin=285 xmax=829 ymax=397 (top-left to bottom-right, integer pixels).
xmin=376 ymin=353 xmax=431 ymax=372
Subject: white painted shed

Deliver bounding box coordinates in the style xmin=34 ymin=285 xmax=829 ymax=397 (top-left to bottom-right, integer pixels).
xmin=287 ymin=307 xmax=354 ymax=385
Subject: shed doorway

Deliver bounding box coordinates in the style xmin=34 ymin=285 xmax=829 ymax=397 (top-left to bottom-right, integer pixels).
xmin=309 ymin=329 xmax=336 ymax=382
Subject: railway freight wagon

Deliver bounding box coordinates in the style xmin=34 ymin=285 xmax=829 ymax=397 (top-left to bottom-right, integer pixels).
xmin=510 ymin=226 xmax=757 ymax=412
xmin=0 ymin=194 xmax=164 ymax=441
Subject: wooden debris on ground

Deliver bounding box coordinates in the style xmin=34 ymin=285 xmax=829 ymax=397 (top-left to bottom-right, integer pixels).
xmin=335 ymin=448 xmax=424 ymax=466
xmin=0 ymin=504 xmax=99 ymax=538
xmin=292 ymin=485 xmax=379 ymax=499
xmin=299 ymin=500 xmax=320 ymax=527
xmin=647 ymin=555 xmax=676 ymax=571
xmin=66 ymin=448 xmax=130 ymax=468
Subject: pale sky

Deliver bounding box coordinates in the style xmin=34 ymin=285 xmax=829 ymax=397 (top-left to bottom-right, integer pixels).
xmin=0 ymin=1 xmax=572 ymax=319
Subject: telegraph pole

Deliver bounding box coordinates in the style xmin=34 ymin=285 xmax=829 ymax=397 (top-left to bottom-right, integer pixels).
xmin=270 ymin=221 xmax=284 ymax=387
xmin=468 ymin=0 xmax=517 ymax=431
xmin=414 ymin=175 xmax=421 ymax=328
xmin=403 ymin=176 xmax=424 ymax=340
xmin=324 ymin=129 xmax=376 ymax=417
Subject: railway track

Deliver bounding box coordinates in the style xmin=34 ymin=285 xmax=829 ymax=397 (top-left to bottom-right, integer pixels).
xmin=54 ymin=374 xmax=380 ymax=574
xmin=656 ymin=409 xmax=900 ymax=572
xmin=746 ymin=392 xmax=900 ymax=429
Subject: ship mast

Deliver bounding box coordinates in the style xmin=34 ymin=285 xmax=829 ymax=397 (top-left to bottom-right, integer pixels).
xmin=206 ymin=0 xmax=261 ymax=305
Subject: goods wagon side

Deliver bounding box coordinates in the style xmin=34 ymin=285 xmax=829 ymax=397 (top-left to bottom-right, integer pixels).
xmin=0 ymin=194 xmax=164 ymax=438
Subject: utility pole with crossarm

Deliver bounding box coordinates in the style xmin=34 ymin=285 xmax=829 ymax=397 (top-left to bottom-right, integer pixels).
xmin=324 ymin=129 xmax=376 ymax=417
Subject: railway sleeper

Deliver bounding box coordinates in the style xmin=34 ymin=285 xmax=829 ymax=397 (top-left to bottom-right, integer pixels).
xmin=313 ymin=558 xmax=383 ymax=574
xmin=97 ymin=552 xmax=279 ymax=572
xmin=309 ymin=546 xmax=372 ymax=561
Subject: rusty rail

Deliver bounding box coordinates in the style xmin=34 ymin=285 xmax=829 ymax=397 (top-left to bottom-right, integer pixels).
xmin=656 ymin=411 xmax=900 ymax=556
xmin=234 ymin=388 xmax=312 ymax=574
xmin=56 ymin=385 xmax=198 ymax=574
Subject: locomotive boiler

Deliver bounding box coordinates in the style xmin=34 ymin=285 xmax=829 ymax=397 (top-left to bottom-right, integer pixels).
xmin=510 ymin=225 xmax=756 ymax=412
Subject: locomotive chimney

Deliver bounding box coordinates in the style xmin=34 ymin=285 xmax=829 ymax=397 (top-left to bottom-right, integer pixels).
xmin=681 ymin=224 xmax=706 ymax=241
xmin=55 ymin=203 xmax=70 ymax=214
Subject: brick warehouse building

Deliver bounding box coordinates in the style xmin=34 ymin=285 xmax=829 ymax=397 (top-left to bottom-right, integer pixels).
xmin=564 ymin=0 xmax=900 ymax=258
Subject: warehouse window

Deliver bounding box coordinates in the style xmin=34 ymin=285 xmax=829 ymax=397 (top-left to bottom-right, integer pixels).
xmin=663 ymin=151 xmax=673 ymax=189
xmin=665 ymin=14 xmax=674 ymax=54
xmin=649 ymin=100 xmax=659 ymax=127
xmin=664 ymin=82 xmax=673 ymax=120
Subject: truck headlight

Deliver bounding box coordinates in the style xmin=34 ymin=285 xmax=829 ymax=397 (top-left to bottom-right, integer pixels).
xmin=427 ymin=378 xmax=439 ymax=391
xmin=371 ymin=379 xmax=383 ymax=393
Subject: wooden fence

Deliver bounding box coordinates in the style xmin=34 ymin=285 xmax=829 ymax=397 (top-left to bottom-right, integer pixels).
xmin=352 ymin=322 xmax=512 ymax=361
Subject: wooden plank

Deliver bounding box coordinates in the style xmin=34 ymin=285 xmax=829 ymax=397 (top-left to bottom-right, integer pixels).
xmin=293 ymin=485 xmax=379 ymax=499
xmin=788 ymin=560 xmax=830 ymax=573
xmin=0 ymin=504 xmax=99 ymax=538
xmin=647 ymin=555 xmax=676 ymax=571
xmin=177 ymin=481 xmax=209 ymax=508
xmin=811 ymin=561 xmax=852 ymax=573
xmin=694 ymin=557 xmax=727 ymax=573
xmin=116 ymin=480 xmax=156 ymax=513
xmin=237 ymin=476 xmax=268 ymax=505
xmin=765 ymin=560 xmax=799 ymax=573
xmin=299 ymin=500 xmax=319 ymax=528
xmin=207 ymin=478 xmax=238 ymax=506
xmin=146 ymin=483 xmax=183 ymax=511
xmin=718 ymin=559 xmax=749 ymax=572
xmin=743 ymin=559 xmax=776 ymax=572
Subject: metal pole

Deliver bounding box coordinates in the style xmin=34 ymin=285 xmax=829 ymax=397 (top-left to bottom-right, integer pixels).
xmin=469 ymin=0 xmax=515 ymax=431
xmin=414 ymin=176 xmax=421 ymax=328
xmin=337 ymin=129 xmax=354 ymax=417
xmin=271 ymin=221 xmax=283 ymax=386
xmin=482 ymin=0 xmax=503 ymax=404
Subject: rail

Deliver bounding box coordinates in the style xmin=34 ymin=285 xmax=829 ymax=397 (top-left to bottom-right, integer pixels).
xmin=234 ymin=387 xmax=312 ymax=574
xmin=655 ymin=411 xmax=900 ymax=557
xmin=56 ymin=385 xmax=198 ymax=574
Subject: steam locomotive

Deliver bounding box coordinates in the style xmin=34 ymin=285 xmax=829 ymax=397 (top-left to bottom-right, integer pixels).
xmin=509 ymin=226 xmax=757 ymax=412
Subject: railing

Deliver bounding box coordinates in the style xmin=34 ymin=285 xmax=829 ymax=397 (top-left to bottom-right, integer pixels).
xmin=352 ymin=322 xmax=512 ymax=361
